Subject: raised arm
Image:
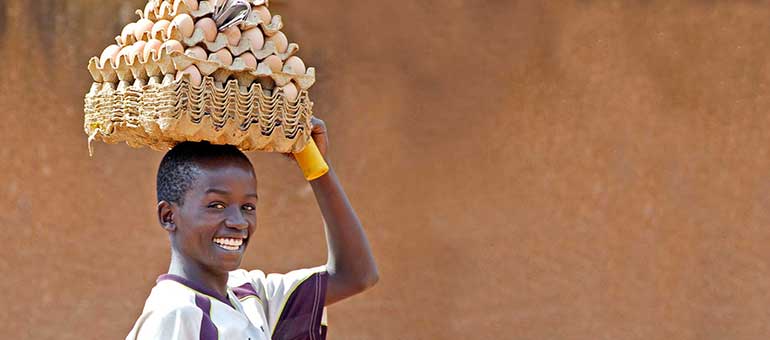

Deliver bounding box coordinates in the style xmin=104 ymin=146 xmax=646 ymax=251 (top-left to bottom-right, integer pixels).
xmin=304 ymin=117 xmax=379 ymax=305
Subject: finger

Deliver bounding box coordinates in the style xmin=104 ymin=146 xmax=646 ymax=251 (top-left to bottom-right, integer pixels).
xmin=310 ymin=117 xmax=326 ymax=134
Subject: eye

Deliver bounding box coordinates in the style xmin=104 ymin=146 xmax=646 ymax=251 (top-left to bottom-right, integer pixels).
xmin=242 ymin=204 xmax=256 ymax=212
xmin=208 ymin=202 xmax=226 ymax=210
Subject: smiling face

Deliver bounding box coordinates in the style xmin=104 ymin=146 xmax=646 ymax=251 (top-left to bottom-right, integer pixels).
xmin=167 ymin=158 xmax=258 ymax=274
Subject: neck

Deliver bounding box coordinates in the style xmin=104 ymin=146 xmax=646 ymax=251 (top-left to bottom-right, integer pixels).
xmin=167 ymin=250 xmax=229 ymax=298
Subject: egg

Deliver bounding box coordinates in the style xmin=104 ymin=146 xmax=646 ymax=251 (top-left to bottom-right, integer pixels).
xmin=239 ymin=52 xmax=258 ymax=69
xmin=170 ymin=14 xmax=195 ymax=38
xmin=151 ymin=20 xmax=171 ymax=39
xmin=282 ymin=56 xmax=306 ymax=74
xmin=134 ymin=18 xmax=155 ymax=41
xmin=176 ymin=65 xmax=203 ymax=86
xmin=267 ymin=31 xmax=288 ymax=53
xmin=208 ymin=49 xmax=233 ymax=66
xmin=132 ymin=41 xmax=148 ymax=62
xmin=184 ymin=46 xmax=208 ymax=60
xmin=121 ymin=23 xmax=136 ymax=44
xmin=100 ymin=44 xmax=121 ymax=68
xmin=161 ymin=40 xmax=185 ymax=54
xmin=281 ymin=82 xmax=299 ymax=102
xmin=222 ymin=26 xmax=242 ymax=46
xmin=116 ymin=45 xmax=135 ymax=65
xmin=253 ymin=5 xmax=271 ymax=25
xmin=195 ymin=17 xmax=218 ymax=42
xmin=143 ymin=39 xmax=163 ymax=61
xmin=261 ymin=55 xmax=283 ymax=72
xmin=174 ymin=0 xmax=199 ymax=11
xmin=144 ymin=2 xmax=156 ymax=18
xmin=241 ymin=28 xmax=264 ymax=50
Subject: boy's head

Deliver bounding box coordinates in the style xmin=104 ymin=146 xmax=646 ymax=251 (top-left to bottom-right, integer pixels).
xmin=156 ymin=141 xmax=258 ymax=273
xmin=156 ymin=141 xmax=253 ymax=205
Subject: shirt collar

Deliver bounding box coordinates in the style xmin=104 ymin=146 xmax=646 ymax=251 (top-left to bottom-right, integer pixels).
xmin=157 ymin=273 xmax=235 ymax=308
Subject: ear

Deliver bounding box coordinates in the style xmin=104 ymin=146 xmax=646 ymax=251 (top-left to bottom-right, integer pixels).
xmin=157 ymin=201 xmax=176 ymax=232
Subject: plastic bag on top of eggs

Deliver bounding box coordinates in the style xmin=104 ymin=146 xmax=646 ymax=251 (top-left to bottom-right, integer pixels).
xmin=90 ymin=0 xmax=313 ymax=101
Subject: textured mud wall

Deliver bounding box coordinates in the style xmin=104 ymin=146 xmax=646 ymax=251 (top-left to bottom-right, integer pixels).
xmin=2 ymin=1 xmax=770 ymax=339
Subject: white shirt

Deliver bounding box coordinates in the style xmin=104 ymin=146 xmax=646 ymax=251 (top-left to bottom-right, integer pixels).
xmin=126 ymin=266 xmax=328 ymax=340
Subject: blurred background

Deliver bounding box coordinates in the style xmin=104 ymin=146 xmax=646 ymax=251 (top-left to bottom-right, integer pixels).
xmin=2 ymin=0 xmax=770 ymax=339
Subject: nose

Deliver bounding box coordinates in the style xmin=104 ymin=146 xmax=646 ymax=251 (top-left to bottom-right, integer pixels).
xmin=225 ymin=207 xmax=249 ymax=230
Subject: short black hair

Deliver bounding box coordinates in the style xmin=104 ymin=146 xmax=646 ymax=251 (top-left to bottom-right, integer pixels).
xmin=156 ymin=141 xmax=252 ymax=205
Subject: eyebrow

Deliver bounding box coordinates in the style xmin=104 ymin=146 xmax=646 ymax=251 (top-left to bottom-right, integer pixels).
xmin=205 ymin=188 xmax=258 ymax=199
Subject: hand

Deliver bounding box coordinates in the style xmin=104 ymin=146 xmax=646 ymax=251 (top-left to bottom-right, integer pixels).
xmin=282 ymin=116 xmax=328 ymax=161
xmin=309 ymin=116 xmax=328 ymax=158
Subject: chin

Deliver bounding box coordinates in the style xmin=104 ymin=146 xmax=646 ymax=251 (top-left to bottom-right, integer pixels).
xmin=216 ymin=255 xmax=244 ymax=272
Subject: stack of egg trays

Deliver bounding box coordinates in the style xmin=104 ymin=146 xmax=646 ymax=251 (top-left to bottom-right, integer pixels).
xmin=85 ymin=76 xmax=313 ymax=153
xmin=84 ymin=48 xmax=315 ymax=153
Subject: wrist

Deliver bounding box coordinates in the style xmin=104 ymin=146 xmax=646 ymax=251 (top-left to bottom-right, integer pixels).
xmin=294 ymin=138 xmax=329 ymax=181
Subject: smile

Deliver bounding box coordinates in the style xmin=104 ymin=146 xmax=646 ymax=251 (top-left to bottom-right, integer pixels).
xmin=213 ymin=237 xmax=245 ymax=251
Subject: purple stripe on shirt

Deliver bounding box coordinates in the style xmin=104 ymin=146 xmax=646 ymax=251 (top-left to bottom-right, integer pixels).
xmin=232 ymin=282 xmax=259 ymax=300
xmin=157 ymin=274 xmax=234 ymax=308
xmin=194 ymin=294 xmax=219 ymax=340
xmin=273 ymin=272 xmax=328 ymax=340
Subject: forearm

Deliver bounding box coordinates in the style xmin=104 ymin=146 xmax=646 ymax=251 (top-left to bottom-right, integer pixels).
xmin=310 ymin=162 xmax=378 ymax=304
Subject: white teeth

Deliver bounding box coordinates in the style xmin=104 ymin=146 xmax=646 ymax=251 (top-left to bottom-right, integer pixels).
xmin=217 ymin=244 xmax=239 ymax=251
xmin=213 ymin=237 xmax=244 ymax=250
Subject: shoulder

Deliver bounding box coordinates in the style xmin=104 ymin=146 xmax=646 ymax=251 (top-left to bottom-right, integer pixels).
xmin=228 ymin=268 xmax=266 ymax=285
xmin=147 ymin=304 xmax=204 ymax=320
xmin=126 ymin=305 xmax=204 ymax=340
xmin=127 ymin=280 xmax=206 ymax=339
xmin=227 ymin=266 xmax=326 ymax=292
xmin=143 ymin=280 xmax=199 ymax=311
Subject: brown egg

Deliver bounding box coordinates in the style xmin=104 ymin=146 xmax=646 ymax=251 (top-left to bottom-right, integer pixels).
xmin=161 ymin=40 xmax=184 ymax=54
xmin=143 ymin=39 xmax=163 ymax=61
xmin=100 ymin=44 xmax=122 ymax=68
xmin=195 ymin=17 xmax=218 ymax=42
xmin=144 ymin=2 xmax=156 ymax=18
xmin=281 ymin=82 xmax=299 ymax=102
xmin=222 ymin=26 xmax=242 ymax=46
xmin=134 ymin=18 xmax=155 ymax=41
xmin=241 ymin=28 xmax=264 ymax=50
xmin=176 ymin=65 xmax=203 ymax=86
xmin=175 ymin=0 xmax=199 ymax=11
xmin=151 ymin=20 xmax=171 ymax=39
xmin=132 ymin=41 xmax=148 ymax=62
xmin=253 ymin=5 xmax=271 ymax=25
xmin=261 ymin=55 xmax=283 ymax=72
xmin=239 ymin=52 xmax=258 ymax=69
xmin=121 ymin=23 xmax=136 ymax=44
xmin=116 ymin=45 xmax=135 ymax=65
xmin=267 ymin=31 xmax=288 ymax=53
xmin=170 ymin=14 xmax=195 ymax=38
xmin=209 ymin=49 xmax=233 ymax=66
xmin=282 ymin=56 xmax=306 ymax=74
xmin=184 ymin=46 xmax=208 ymax=60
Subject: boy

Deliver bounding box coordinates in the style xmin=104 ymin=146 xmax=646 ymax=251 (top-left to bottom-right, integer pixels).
xmin=126 ymin=118 xmax=379 ymax=340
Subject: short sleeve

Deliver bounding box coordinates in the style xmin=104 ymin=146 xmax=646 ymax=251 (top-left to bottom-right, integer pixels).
xmin=126 ymin=306 xmax=208 ymax=340
xmin=246 ymin=266 xmax=328 ymax=340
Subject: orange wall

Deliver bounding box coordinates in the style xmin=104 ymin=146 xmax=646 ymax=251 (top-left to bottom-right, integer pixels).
xmin=2 ymin=1 xmax=770 ymax=339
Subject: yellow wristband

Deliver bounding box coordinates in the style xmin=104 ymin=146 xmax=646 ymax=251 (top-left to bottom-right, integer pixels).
xmin=293 ymin=138 xmax=329 ymax=181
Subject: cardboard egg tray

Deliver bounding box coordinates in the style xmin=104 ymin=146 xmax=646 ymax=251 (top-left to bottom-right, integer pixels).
xmin=84 ymin=74 xmax=313 ymax=154
xmin=140 ymin=0 xmax=269 ymax=26
xmin=88 ymin=47 xmax=315 ymax=89
xmin=121 ymin=3 xmax=284 ymax=46
xmin=84 ymin=0 xmax=317 ymax=154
